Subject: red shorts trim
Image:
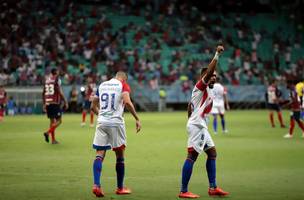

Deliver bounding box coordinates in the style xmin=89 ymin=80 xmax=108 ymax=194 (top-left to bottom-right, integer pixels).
xmin=112 ymin=144 xmax=126 ymax=151
xmin=187 ymin=147 xmax=195 ymax=153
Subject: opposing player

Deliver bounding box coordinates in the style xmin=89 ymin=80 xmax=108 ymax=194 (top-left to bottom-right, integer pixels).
xmin=295 ymin=80 xmax=304 ymax=119
xmin=211 ymin=77 xmax=229 ymax=134
xmin=265 ymin=80 xmax=285 ymax=128
xmin=178 ymin=45 xmax=229 ymax=198
xmin=91 ymin=71 xmax=141 ymax=197
xmin=81 ymin=77 xmax=96 ymax=127
xmin=42 ymin=68 xmax=68 ymax=144
xmin=283 ymin=80 xmax=304 ymax=138
xmin=0 ymin=85 xmax=7 ymax=122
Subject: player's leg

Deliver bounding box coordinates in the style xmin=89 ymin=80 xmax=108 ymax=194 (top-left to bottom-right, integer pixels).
xmin=51 ymin=117 xmax=62 ymax=144
xmin=276 ymin=105 xmax=285 ymax=128
xmin=284 ymin=114 xmax=295 ymax=138
xmin=219 ymin=113 xmax=227 ymax=133
xmin=269 ymin=109 xmax=275 ymax=127
xmin=92 ymin=125 xmax=111 ymax=197
xmin=90 ymin=110 xmax=94 ymax=127
xmin=179 ymin=149 xmax=199 ymax=198
xmin=294 ymin=111 xmax=304 ymax=137
xmin=81 ymin=108 xmax=87 ymax=126
xmin=0 ymin=105 xmax=4 ymax=122
xmin=114 ymin=148 xmax=131 ymax=194
xmin=179 ymin=124 xmax=201 ymax=198
xmin=212 ymin=114 xmax=218 ymax=134
xmin=113 ymin=124 xmax=130 ymax=195
xmin=92 ymin=150 xmax=106 ymax=197
xmin=205 ymin=147 xmax=229 ymax=196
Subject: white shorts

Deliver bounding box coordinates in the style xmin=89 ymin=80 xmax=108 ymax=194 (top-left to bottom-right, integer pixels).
xmin=211 ymin=105 xmax=225 ymax=115
xmin=187 ymin=124 xmax=215 ymax=154
xmin=93 ymin=123 xmax=126 ymax=151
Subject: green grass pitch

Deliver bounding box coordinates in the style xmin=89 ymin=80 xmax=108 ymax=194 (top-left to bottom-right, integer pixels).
xmin=0 ymin=110 xmax=304 ymax=200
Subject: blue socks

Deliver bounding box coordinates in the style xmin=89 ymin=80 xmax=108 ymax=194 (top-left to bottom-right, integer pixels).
xmin=116 ymin=158 xmax=125 ymax=189
xmin=93 ymin=155 xmax=103 ymax=186
xmin=206 ymin=158 xmax=217 ymax=188
xmin=181 ymin=158 xmax=195 ymax=192
xmin=221 ymin=116 xmax=226 ymax=131
xmin=213 ymin=114 xmax=218 ymax=132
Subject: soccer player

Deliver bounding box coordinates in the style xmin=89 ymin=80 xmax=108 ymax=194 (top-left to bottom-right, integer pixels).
xmin=0 ymin=85 xmax=7 ymax=122
xmin=295 ymin=80 xmax=304 ymax=119
xmin=265 ymin=80 xmax=285 ymax=128
xmin=91 ymin=71 xmax=141 ymax=197
xmin=211 ymin=77 xmax=229 ymax=134
xmin=178 ymin=45 xmax=229 ymax=198
xmin=81 ymin=77 xmax=96 ymax=127
xmin=42 ymin=68 xmax=68 ymax=144
xmin=283 ymin=80 xmax=304 ymax=138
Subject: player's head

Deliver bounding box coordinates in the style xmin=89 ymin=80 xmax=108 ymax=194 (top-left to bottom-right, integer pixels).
xmin=200 ymin=67 xmax=217 ymax=89
xmin=87 ymin=76 xmax=93 ymax=84
xmin=270 ymin=79 xmax=276 ymax=85
xmin=115 ymin=71 xmax=128 ymax=82
xmin=51 ymin=68 xmax=59 ymax=77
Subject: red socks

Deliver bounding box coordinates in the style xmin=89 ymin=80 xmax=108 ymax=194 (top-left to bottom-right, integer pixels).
xmin=297 ymin=120 xmax=304 ymax=132
xmin=47 ymin=123 xmax=57 ymax=142
xmin=278 ymin=112 xmax=285 ymax=127
xmin=269 ymin=113 xmax=274 ymax=127
xmin=289 ymin=119 xmax=295 ymax=135
xmin=82 ymin=111 xmax=86 ymax=123
xmin=90 ymin=111 xmax=94 ymax=125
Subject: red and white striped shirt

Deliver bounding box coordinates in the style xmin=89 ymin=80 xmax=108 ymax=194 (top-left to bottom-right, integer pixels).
xmin=187 ymin=79 xmax=214 ymax=129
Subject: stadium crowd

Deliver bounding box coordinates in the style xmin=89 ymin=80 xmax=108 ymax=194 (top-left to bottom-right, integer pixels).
xmin=0 ymin=0 xmax=303 ymax=87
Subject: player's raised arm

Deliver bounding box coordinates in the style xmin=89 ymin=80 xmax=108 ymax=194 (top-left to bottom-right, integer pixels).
xmin=122 ymin=92 xmax=141 ymax=133
xmin=203 ymin=45 xmax=224 ymax=83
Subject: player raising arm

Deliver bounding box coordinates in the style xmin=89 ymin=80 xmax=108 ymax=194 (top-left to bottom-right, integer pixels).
xmin=42 ymin=68 xmax=68 ymax=144
xmin=179 ymin=45 xmax=229 ymax=198
xmin=91 ymin=71 xmax=141 ymax=197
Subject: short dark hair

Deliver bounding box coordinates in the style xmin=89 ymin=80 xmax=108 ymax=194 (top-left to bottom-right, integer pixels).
xmin=51 ymin=68 xmax=58 ymax=75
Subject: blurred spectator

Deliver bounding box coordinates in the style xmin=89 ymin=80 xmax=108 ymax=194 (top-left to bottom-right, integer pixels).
xmin=7 ymin=96 xmax=16 ymax=116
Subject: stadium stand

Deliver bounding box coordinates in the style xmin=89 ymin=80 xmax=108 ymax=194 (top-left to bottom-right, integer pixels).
xmin=0 ymin=0 xmax=303 ymax=87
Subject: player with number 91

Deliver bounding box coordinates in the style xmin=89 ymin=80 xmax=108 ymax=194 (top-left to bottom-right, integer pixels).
xmin=90 ymin=71 xmax=141 ymax=197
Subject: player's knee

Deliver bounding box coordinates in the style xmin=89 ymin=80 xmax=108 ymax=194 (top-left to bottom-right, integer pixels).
xmin=116 ymin=157 xmax=125 ymax=164
xmin=206 ymin=148 xmax=217 ymax=160
xmin=220 ymin=114 xmax=224 ymax=119
xmin=95 ymin=155 xmax=104 ymax=162
xmin=187 ymin=151 xmax=199 ymax=162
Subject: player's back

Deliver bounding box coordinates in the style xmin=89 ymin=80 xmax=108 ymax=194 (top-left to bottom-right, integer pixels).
xmin=188 ymin=80 xmax=213 ymax=129
xmin=43 ymin=75 xmax=61 ymax=105
xmin=96 ymin=78 xmax=128 ymax=125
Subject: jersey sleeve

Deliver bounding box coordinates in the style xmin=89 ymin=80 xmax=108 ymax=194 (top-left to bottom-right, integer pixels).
xmin=195 ymin=80 xmax=207 ymax=92
xmin=122 ymin=82 xmax=131 ymax=93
